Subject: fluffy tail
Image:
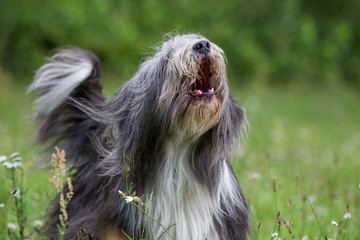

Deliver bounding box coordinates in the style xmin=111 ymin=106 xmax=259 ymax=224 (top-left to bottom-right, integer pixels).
xmin=29 ymin=48 xmax=105 ymax=162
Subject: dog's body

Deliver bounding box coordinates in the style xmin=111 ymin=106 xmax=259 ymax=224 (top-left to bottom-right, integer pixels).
xmin=30 ymin=34 xmax=250 ymax=239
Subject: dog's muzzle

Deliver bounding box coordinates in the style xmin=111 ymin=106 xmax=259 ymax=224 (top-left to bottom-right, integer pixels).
xmin=193 ymin=40 xmax=211 ymax=56
xmin=189 ymin=40 xmax=214 ymax=99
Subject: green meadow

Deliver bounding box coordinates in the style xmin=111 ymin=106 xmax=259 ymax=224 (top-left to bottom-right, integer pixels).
xmin=1 ymin=0 xmax=360 ymax=238
xmin=0 ymin=79 xmax=359 ymax=239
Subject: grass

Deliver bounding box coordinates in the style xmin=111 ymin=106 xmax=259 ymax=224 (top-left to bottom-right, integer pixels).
xmin=234 ymin=82 xmax=360 ymax=239
xmin=0 ymin=78 xmax=359 ymax=239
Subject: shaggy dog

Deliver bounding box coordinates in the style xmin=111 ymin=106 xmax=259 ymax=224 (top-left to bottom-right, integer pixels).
xmin=29 ymin=34 xmax=250 ymax=240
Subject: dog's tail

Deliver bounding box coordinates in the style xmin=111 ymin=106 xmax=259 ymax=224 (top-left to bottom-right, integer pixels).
xmin=29 ymin=48 xmax=105 ymax=162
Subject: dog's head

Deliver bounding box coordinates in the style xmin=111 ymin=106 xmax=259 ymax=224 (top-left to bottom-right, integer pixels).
xmin=147 ymin=34 xmax=229 ymax=134
xmin=105 ymin=33 xmax=245 ymax=168
xmin=94 ymin=34 xmax=247 ymax=193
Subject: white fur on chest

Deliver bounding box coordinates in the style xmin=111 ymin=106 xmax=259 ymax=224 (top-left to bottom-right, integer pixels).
xmin=144 ymin=141 xmax=224 ymax=240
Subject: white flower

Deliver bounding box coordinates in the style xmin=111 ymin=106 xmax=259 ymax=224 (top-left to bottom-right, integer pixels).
xmin=0 ymin=203 xmax=5 ymax=208
xmin=271 ymin=232 xmax=279 ymax=238
xmin=3 ymin=162 xmax=15 ymax=168
xmin=0 ymin=155 xmax=7 ymax=162
xmin=13 ymin=162 xmax=22 ymax=168
xmin=2 ymin=161 xmax=21 ymax=169
xmin=7 ymin=223 xmax=17 ymax=231
xmin=11 ymin=189 xmax=21 ymax=199
xmin=331 ymin=221 xmax=338 ymax=227
xmin=9 ymin=152 xmax=19 ymax=159
xmin=125 ymin=196 xmax=134 ymax=203
xmin=12 ymin=157 xmax=22 ymax=162
xmin=32 ymin=220 xmax=44 ymax=227
xmin=344 ymin=212 xmax=351 ymax=219
xmin=301 ymin=235 xmax=309 ymax=240
xmin=249 ymin=172 xmax=260 ymax=179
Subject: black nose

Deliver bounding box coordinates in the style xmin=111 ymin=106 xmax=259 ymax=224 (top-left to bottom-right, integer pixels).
xmin=193 ymin=40 xmax=211 ymax=55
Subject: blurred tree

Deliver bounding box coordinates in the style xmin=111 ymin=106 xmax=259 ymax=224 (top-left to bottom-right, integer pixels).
xmin=0 ymin=0 xmax=359 ymax=87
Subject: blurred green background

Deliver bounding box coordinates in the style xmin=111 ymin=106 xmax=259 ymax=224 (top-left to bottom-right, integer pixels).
xmin=1 ymin=0 xmax=360 ymax=87
xmin=1 ymin=0 xmax=360 ymax=239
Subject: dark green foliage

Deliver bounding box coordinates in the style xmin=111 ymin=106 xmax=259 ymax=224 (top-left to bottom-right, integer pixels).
xmin=0 ymin=0 xmax=359 ymax=87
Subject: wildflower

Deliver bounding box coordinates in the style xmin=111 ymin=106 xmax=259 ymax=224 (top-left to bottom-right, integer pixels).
xmin=118 ymin=190 xmax=126 ymax=199
xmin=3 ymin=162 xmax=14 ymax=168
xmin=12 ymin=157 xmax=22 ymax=162
xmin=66 ymin=177 xmax=74 ymax=200
xmin=133 ymin=196 xmax=144 ymax=206
xmin=50 ymin=146 xmax=67 ymax=192
xmin=13 ymin=162 xmax=22 ymax=168
xmin=249 ymin=172 xmax=260 ymax=179
xmin=9 ymin=152 xmax=19 ymax=159
xmin=0 ymin=203 xmax=4 ymax=208
xmin=271 ymin=232 xmax=279 ymax=238
xmin=3 ymin=161 xmax=21 ymax=168
xmin=11 ymin=188 xmax=21 ymax=199
xmin=331 ymin=221 xmax=338 ymax=227
xmin=344 ymin=212 xmax=351 ymax=220
xmin=7 ymin=222 xmax=17 ymax=231
xmin=125 ymin=196 xmax=134 ymax=203
xmin=301 ymin=235 xmax=309 ymax=240
xmin=32 ymin=220 xmax=44 ymax=227
xmin=0 ymin=155 xmax=6 ymax=162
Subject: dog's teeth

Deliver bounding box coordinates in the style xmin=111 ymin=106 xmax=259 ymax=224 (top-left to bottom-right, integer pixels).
xmin=211 ymin=88 xmax=214 ymax=93
xmin=198 ymin=90 xmax=202 ymax=94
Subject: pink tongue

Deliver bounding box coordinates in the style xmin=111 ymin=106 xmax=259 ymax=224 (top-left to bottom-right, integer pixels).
xmin=189 ymin=89 xmax=202 ymax=98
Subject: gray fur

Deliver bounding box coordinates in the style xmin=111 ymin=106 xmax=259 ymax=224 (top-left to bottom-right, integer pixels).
xmin=30 ymin=34 xmax=250 ymax=239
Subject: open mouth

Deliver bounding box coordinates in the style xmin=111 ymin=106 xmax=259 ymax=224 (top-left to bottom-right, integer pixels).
xmin=189 ymin=58 xmax=214 ymax=99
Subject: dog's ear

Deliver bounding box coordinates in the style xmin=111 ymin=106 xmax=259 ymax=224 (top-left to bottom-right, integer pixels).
xmin=216 ymin=94 xmax=248 ymax=156
xmin=109 ymin=53 xmax=168 ymax=120
xmin=105 ymin=53 xmax=169 ymax=166
xmin=189 ymin=93 xmax=247 ymax=188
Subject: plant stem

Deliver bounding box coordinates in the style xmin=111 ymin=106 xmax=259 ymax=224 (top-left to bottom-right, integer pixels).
xmin=307 ymin=199 xmax=324 ymax=237
xmin=132 ymin=202 xmax=175 ymax=240
xmin=132 ymin=202 xmax=135 ymax=239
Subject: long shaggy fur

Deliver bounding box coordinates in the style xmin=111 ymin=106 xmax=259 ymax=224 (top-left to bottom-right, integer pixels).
xmin=30 ymin=34 xmax=250 ymax=240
